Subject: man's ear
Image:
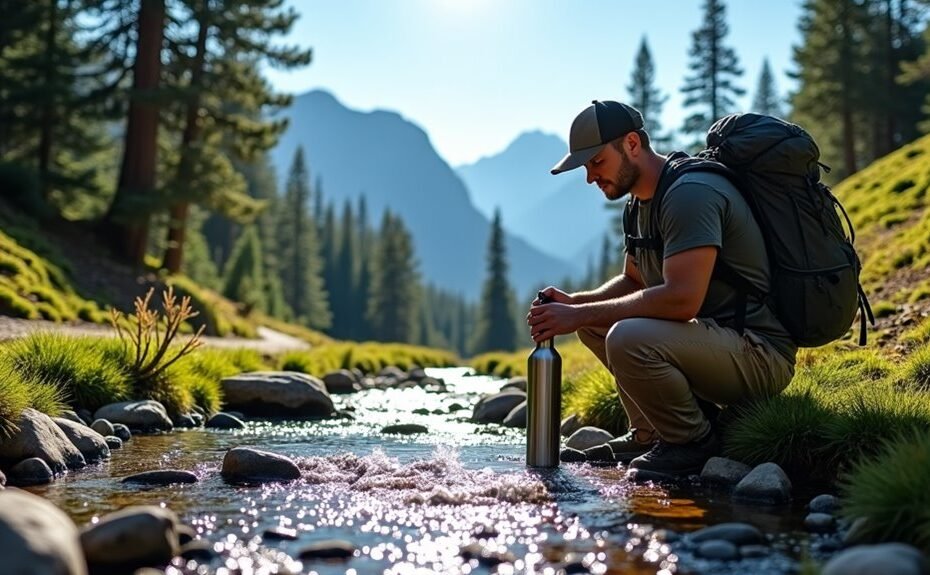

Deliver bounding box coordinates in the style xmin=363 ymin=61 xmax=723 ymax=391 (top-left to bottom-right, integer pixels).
xmin=626 ymin=132 xmax=642 ymax=157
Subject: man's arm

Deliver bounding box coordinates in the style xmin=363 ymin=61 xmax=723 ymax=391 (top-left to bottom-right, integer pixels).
xmin=570 ymin=254 xmax=645 ymax=303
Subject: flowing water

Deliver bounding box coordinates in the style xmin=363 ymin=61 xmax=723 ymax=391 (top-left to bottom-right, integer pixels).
xmin=27 ymin=368 xmax=821 ymax=575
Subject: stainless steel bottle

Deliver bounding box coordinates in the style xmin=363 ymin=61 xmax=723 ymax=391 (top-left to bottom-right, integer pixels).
xmin=526 ymin=291 xmax=562 ymax=468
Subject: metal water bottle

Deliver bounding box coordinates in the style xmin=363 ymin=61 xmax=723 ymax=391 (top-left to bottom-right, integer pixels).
xmin=526 ymin=291 xmax=562 ymax=468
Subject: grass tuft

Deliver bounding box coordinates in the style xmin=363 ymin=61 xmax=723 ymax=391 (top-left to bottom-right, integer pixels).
xmin=562 ymin=367 xmax=628 ymax=436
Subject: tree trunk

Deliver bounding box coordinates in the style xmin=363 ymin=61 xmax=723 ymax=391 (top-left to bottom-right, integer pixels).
xmin=104 ymin=0 xmax=165 ymax=265
xmin=37 ymin=0 xmax=57 ymax=202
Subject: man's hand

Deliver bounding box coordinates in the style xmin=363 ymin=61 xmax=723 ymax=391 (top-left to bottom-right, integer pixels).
xmin=532 ymin=286 xmax=573 ymax=305
xmin=526 ymin=300 xmax=582 ymax=343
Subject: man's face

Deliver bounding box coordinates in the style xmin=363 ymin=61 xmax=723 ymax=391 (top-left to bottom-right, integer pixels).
xmin=583 ymin=141 xmax=640 ymax=201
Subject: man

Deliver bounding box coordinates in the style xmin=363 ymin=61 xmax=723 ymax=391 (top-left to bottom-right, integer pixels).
xmin=527 ymin=100 xmax=796 ymax=479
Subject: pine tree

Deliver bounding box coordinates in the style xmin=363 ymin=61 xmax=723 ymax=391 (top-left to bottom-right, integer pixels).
xmin=752 ymin=58 xmax=784 ymax=117
xmin=181 ymin=207 xmax=222 ymax=290
xmin=222 ymin=225 xmax=266 ymax=314
xmin=627 ymin=36 xmax=670 ymax=147
xmin=471 ymin=209 xmax=518 ymax=354
xmin=681 ymin=0 xmax=745 ymax=147
xmin=352 ymin=195 xmax=373 ymax=340
xmin=367 ymin=211 xmax=419 ymax=343
xmin=277 ymin=147 xmax=331 ymax=329
xmin=900 ymin=20 xmax=930 ymax=133
xmin=329 ymin=200 xmax=357 ymax=338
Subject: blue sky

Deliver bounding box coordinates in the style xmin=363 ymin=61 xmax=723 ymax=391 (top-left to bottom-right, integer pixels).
xmin=265 ymin=0 xmax=804 ymax=166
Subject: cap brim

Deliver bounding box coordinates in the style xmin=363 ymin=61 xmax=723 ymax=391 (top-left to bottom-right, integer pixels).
xmin=550 ymin=144 xmax=604 ymax=175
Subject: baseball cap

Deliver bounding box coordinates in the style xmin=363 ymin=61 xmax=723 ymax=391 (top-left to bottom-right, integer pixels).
xmin=550 ymin=100 xmax=645 ymax=175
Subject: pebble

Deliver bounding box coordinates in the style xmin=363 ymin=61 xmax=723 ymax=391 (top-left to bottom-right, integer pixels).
xmin=91 ymin=419 xmax=115 ymax=437
xmin=299 ymin=539 xmax=356 ymax=560
xmin=740 ymin=545 xmax=770 ymax=558
xmin=809 ymin=493 xmax=840 ymax=514
xmin=804 ymin=512 xmax=836 ymax=533
xmin=696 ymin=539 xmax=739 ymax=560
xmin=205 ymin=413 xmax=246 ymax=430
xmin=105 ymin=436 xmax=123 ymax=450
xmin=113 ymin=423 xmax=132 ymax=442
xmin=8 ymin=457 xmax=54 ymax=486
xmin=733 ymin=462 xmax=792 ymax=504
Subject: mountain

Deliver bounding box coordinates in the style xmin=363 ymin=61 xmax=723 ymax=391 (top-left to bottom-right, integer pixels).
xmin=456 ymin=131 xmax=614 ymax=262
xmin=270 ymin=90 xmax=577 ymax=299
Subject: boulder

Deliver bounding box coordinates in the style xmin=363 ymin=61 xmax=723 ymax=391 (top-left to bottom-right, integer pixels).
xmin=733 ymin=462 xmax=792 ymax=504
xmin=80 ymin=506 xmax=180 ymax=572
xmin=94 ymin=401 xmax=172 ymax=433
xmin=59 ymin=410 xmax=85 ymax=426
xmin=690 ymin=522 xmax=764 ymax=546
xmin=0 ymin=408 xmax=85 ymax=474
xmin=112 ymin=423 xmax=132 ymax=442
xmin=0 ymin=487 xmax=86 ymax=574
xmin=221 ymin=447 xmax=301 ymax=483
xmin=322 ymin=370 xmax=360 ymax=394
xmin=559 ymin=448 xmax=586 ymax=463
xmin=90 ymin=419 xmax=114 ymax=437
xmin=472 ymin=391 xmax=527 ymax=424
xmin=565 ymin=427 xmax=614 ymax=451
xmin=220 ymin=372 xmax=335 ymax=418
xmin=822 ymin=543 xmax=927 ymax=575
xmin=560 ymin=414 xmax=584 ymax=438
xmin=122 ymin=470 xmax=199 ymax=485
xmin=583 ymin=443 xmax=615 ymax=463
xmin=502 ymin=401 xmax=527 ymax=428
xmin=500 ymin=377 xmax=527 ymax=393
xmin=8 ymin=458 xmax=54 ymax=487
xmin=700 ymin=457 xmax=752 ymax=487
xmin=205 ymin=413 xmax=246 ymax=430
xmin=53 ymin=418 xmax=110 ymax=463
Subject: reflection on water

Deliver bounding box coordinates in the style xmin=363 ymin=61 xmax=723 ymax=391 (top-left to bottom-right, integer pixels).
xmin=26 ymin=368 xmax=809 ymax=574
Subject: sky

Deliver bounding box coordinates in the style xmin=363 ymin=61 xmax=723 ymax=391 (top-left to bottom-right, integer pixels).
xmin=264 ymin=0 xmax=805 ymax=167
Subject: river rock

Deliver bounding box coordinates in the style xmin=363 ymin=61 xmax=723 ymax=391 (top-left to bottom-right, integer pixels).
xmin=8 ymin=457 xmax=54 ymax=486
xmin=0 ymin=487 xmax=86 ymax=574
xmin=105 ymin=436 xmax=123 ymax=450
xmin=59 ymin=410 xmax=85 ymax=425
xmin=205 ymin=413 xmax=246 ymax=430
xmin=584 ymin=443 xmax=616 ymax=463
xmin=122 ymin=470 xmax=199 ymax=485
xmin=805 ymin=512 xmax=836 ymax=533
xmin=500 ymin=376 xmax=527 ymax=392
xmin=53 ymin=418 xmax=110 ymax=463
xmin=560 ymin=414 xmax=584 ymax=438
xmin=220 ymin=371 xmax=335 ymax=418
xmin=299 ymin=539 xmax=356 ymax=560
xmin=565 ymin=427 xmax=614 ymax=451
xmin=700 ymin=457 xmax=752 ymax=486
xmin=94 ymin=401 xmax=173 ymax=433
xmin=472 ymin=391 xmax=527 ymax=424
xmin=322 ymin=370 xmax=360 ymax=394
xmin=822 ymin=543 xmax=928 ymax=575
xmin=407 ymin=367 xmax=427 ymax=381
xmin=502 ymin=401 xmax=527 ymax=428
xmin=696 ymin=540 xmax=739 ymax=560
xmin=740 ymin=545 xmax=770 ymax=558
xmin=263 ymin=527 xmax=298 ymax=541
xmin=733 ymin=462 xmax=792 ymax=504
xmin=418 ymin=376 xmax=447 ymax=393
xmin=80 ymin=506 xmax=180 ymax=572
xmin=172 ymin=414 xmax=199 ymax=429
xmin=0 ymin=408 xmax=85 ymax=474
xmin=809 ymin=494 xmax=840 ymax=514
xmin=91 ymin=419 xmax=115 ymax=437
xmin=221 ymin=447 xmax=301 ymax=483
xmin=559 ymin=448 xmax=586 ymax=463
xmin=179 ymin=540 xmax=215 ymax=562
xmin=690 ymin=522 xmax=764 ymax=546
xmin=113 ymin=423 xmax=132 ymax=441
xmin=381 ymin=423 xmax=428 ymax=435
xmin=378 ymin=366 xmax=407 ymax=382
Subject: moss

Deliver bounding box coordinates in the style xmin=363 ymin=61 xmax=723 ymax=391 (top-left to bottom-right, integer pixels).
xmin=870 ymin=301 xmax=897 ymax=318
xmin=0 ymin=284 xmax=40 ymax=319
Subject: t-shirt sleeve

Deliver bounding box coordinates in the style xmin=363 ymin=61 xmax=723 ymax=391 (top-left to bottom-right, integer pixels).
xmin=659 ymin=181 xmax=726 ymax=258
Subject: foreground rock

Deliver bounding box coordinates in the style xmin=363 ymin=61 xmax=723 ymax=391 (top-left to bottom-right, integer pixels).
xmin=733 ymin=462 xmax=792 ymax=504
xmin=220 ymin=372 xmax=335 ymax=418
xmin=0 ymin=408 xmax=85 ymax=474
xmin=500 ymin=377 xmax=527 ymax=392
xmin=822 ymin=543 xmax=927 ymax=575
xmin=690 ymin=523 xmax=764 ymax=546
xmin=8 ymin=458 xmax=54 ymax=486
xmin=54 ymin=418 xmax=110 ymax=463
xmin=322 ymin=370 xmax=360 ymax=394
xmin=90 ymin=419 xmax=114 ymax=437
xmin=122 ymin=470 xmax=199 ymax=485
xmin=560 ymin=414 xmax=584 ymax=438
xmin=94 ymin=401 xmax=173 ymax=433
xmin=565 ymin=427 xmax=614 ymax=451
xmin=205 ymin=413 xmax=246 ymax=430
xmin=502 ymin=401 xmax=527 ymax=428
xmin=221 ymin=447 xmax=301 ymax=483
xmin=472 ymin=391 xmax=526 ymax=424
xmin=700 ymin=457 xmax=752 ymax=487
xmin=0 ymin=488 xmax=86 ymax=574
xmin=80 ymin=506 xmax=180 ymax=573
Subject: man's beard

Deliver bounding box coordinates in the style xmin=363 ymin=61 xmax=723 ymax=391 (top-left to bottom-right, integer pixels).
xmin=603 ymin=149 xmax=640 ymax=201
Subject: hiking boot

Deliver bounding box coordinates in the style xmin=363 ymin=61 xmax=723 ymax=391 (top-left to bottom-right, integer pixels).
xmin=607 ymin=429 xmax=656 ymax=463
xmin=627 ymin=431 xmax=722 ymax=479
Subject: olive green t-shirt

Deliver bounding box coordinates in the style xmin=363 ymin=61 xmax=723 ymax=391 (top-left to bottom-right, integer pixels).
xmin=625 ymin=170 xmax=797 ymax=361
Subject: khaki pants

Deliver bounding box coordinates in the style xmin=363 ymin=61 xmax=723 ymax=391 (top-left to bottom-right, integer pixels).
xmin=577 ymin=318 xmax=795 ymax=444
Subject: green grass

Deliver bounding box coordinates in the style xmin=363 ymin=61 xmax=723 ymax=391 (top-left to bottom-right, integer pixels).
xmin=0 ymin=362 xmax=68 ymax=438
xmin=562 ymin=368 xmax=628 ymax=436
xmin=167 ymin=274 xmax=257 ymax=338
xmin=895 ymin=344 xmax=930 ymax=390
xmin=841 ymin=429 xmax=930 ymax=553
xmin=280 ymin=342 xmax=458 ymax=377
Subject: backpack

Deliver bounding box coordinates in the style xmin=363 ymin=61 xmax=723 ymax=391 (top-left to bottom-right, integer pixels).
xmin=623 ymin=113 xmax=874 ymax=347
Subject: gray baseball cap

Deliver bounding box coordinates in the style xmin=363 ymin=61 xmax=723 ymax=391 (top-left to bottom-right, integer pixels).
xmin=551 ymin=100 xmax=645 ymax=175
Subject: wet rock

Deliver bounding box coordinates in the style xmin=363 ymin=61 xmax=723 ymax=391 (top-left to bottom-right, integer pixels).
xmin=407 ymin=367 xmax=428 ymax=381
xmin=500 ymin=376 xmax=527 ymax=392
xmin=559 ymin=447 xmax=586 ymax=463
xmin=378 ymin=366 xmax=407 ymax=384
xmin=565 ymin=427 xmax=613 ymax=451
xmin=221 ymin=447 xmax=301 ymax=483
xmin=733 ymin=462 xmax=792 ymax=504
xmin=448 ymin=403 xmax=466 ymax=413
xmin=263 ymin=527 xmax=298 ymax=541
xmin=176 ymin=525 xmax=196 ymax=546
xmin=700 ymin=457 xmax=752 ymax=486
xmin=0 ymin=487 xmax=86 ymax=574
xmin=94 ymin=401 xmax=173 ymax=433
xmin=59 ymin=410 xmax=85 ymax=426
xmin=805 ymin=512 xmax=836 ymax=533
xmin=502 ymin=401 xmax=527 ymax=428
xmin=299 ymin=539 xmax=356 ymax=560
xmin=583 ymin=443 xmax=615 ymax=463
xmin=220 ymin=371 xmax=335 ymax=418
xmin=822 ymin=543 xmax=928 ymax=575
xmin=80 ymin=506 xmax=180 ymax=572
xmin=560 ymin=414 xmax=584 ymax=438
xmin=809 ymin=493 xmax=840 ymax=514
xmin=113 ymin=423 xmax=132 ymax=442
xmin=0 ymin=408 xmax=85 ymax=474
xmin=419 ymin=376 xmax=447 ymax=393
xmin=696 ymin=539 xmax=739 ymax=560
xmin=740 ymin=545 xmax=770 ymax=558
xmin=322 ymin=370 xmax=360 ymax=394
xmin=205 ymin=413 xmax=246 ymax=430
xmin=690 ymin=522 xmax=764 ymax=546
xmin=105 ymin=436 xmax=123 ymax=450
xmin=472 ymin=391 xmax=527 ymax=424
xmin=412 ymin=408 xmax=430 ymax=415
xmin=122 ymin=470 xmax=199 ymax=485
xmin=380 ymin=423 xmax=428 ymax=435
xmin=179 ymin=540 xmax=215 ymax=562
xmin=8 ymin=457 xmax=54 ymax=486
xmin=54 ymin=417 xmax=110 ymax=463
xmin=91 ymin=419 xmax=115 ymax=437
xmin=172 ymin=414 xmax=199 ymax=429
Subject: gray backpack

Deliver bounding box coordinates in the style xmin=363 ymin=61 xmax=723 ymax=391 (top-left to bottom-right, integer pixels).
xmin=624 ymin=113 xmax=873 ymax=347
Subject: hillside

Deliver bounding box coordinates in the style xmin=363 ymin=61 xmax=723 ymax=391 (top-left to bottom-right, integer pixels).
xmin=832 ymin=133 xmax=930 ymax=350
